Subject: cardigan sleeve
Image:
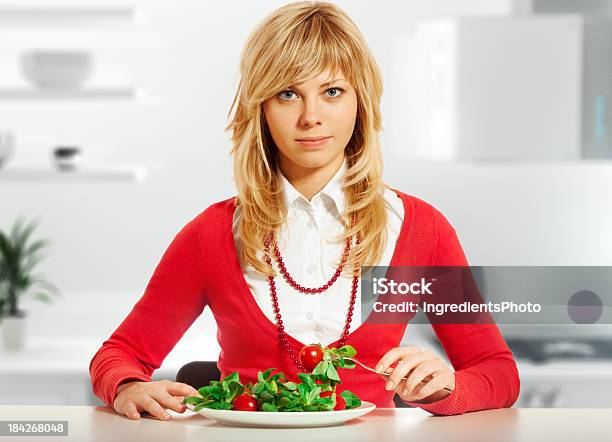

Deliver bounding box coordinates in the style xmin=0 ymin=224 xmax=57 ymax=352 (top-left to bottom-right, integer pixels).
xmin=400 ymin=206 xmax=521 ymax=415
xmin=88 ymin=213 xmax=208 ymax=408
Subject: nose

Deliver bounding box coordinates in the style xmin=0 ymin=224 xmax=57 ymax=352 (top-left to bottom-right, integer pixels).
xmin=299 ymin=97 xmax=324 ymax=127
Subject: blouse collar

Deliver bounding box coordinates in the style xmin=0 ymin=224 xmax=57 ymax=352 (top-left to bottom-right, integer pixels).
xmin=278 ymin=157 xmax=346 ymax=215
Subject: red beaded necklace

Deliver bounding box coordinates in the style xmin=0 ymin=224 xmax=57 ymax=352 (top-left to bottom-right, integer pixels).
xmin=263 ymin=233 xmax=361 ymax=371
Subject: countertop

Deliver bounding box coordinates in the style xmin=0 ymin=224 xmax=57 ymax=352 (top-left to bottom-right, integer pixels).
xmin=0 ymin=406 xmax=610 ymax=442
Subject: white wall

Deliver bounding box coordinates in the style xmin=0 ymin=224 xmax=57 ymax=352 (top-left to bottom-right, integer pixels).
xmin=4 ymin=0 xmax=611 ymax=351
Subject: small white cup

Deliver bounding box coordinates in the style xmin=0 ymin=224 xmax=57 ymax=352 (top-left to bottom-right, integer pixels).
xmin=51 ymin=146 xmax=82 ymax=171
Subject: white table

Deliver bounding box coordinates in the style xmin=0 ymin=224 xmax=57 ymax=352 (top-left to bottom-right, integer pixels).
xmin=0 ymin=406 xmax=610 ymax=442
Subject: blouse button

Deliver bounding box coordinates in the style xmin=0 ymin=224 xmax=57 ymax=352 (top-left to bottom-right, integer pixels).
xmin=305 ymin=311 xmax=314 ymax=320
xmin=307 ymin=265 xmax=316 ymax=275
xmin=306 ymin=219 xmax=315 ymax=228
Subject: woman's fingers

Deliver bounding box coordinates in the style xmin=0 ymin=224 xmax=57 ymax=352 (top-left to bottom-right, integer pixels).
xmin=113 ymin=380 xmax=198 ymax=421
xmin=384 ymin=352 xmax=436 ymax=390
xmin=123 ymin=403 xmax=141 ymax=420
xmin=398 ymin=359 xmax=441 ymax=398
xmin=375 ymin=346 xmax=423 ymax=373
xmin=141 ymin=397 xmax=172 ymax=421
xmin=152 ymin=390 xmax=187 ymax=414
xmin=165 ymin=381 xmax=200 ymax=398
xmin=407 ymin=371 xmax=452 ymax=401
xmin=374 ymin=348 xmax=456 ymax=403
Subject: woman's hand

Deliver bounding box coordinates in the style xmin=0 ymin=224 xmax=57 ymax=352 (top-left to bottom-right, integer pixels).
xmin=113 ymin=379 xmax=200 ymax=421
xmin=375 ymin=346 xmax=455 ymax=403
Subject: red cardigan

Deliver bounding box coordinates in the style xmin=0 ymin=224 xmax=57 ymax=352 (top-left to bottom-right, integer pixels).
xmin=89 ymin=189 xmax=520 ymax=415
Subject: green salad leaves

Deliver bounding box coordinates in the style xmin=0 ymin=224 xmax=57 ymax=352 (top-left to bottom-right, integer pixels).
xmin=183 ymin=344 xmax=362 ymax=412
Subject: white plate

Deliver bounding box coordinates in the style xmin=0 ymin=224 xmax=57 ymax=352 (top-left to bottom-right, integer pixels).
xmin=186 ymin=401 xmax=376 ymax=428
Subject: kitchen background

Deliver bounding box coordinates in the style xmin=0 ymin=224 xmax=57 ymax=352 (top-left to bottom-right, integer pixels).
xmin=1 ymin=0 xmax=611 ymax=408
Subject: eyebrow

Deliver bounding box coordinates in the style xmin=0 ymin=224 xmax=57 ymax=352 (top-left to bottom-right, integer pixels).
xmin=287 ymin=78 xmax=346 ymax=91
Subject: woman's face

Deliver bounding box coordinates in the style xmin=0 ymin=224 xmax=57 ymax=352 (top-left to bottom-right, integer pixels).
xmin=262 ymin=69 xmax=358 ymax=174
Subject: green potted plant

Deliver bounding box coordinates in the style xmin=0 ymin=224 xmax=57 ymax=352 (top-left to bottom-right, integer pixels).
xmin=0 ymin=216 xmax=61 ymax=350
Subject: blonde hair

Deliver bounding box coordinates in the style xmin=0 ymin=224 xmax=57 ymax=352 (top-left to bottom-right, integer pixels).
xmin=225 ymin=1 xmax=388 ymax=278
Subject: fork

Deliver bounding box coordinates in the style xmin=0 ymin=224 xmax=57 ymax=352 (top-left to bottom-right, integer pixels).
xmin=334 ymin=357 xmax=454 ymax=393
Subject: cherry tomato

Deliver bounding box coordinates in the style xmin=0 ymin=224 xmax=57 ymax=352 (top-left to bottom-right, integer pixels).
xmin=320 ymin=391 xmax=347 ymax=411
xmin=299 ymin=344 xmax=324 ymax=372
xmin=232 ymin=394 xmax=258 ymax=411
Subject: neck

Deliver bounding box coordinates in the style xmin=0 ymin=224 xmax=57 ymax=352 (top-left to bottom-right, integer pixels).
xmin=279 ymin=154 xmax=344 ymax=201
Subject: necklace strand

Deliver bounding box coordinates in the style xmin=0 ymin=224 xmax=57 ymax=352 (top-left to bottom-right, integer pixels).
xmin=264 ymin=234 xmax=361 ymax=371
xmin=273 ymin=237 xmax=351 ymax=293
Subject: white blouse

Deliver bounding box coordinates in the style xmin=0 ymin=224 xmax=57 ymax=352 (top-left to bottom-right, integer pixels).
xmin=233 ymin=158 xmax=404 ymax=347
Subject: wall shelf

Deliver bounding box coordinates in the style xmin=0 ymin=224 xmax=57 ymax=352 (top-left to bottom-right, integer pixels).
xmin=0 ymin=6 xmax=140 ymax=26
xmin=0 ymin=86 xmax=154 ymax=103
xmin=0 ymin=28 xmax=165 ymax=50
xmin=0 ymin=164 xmax=148 ymax=183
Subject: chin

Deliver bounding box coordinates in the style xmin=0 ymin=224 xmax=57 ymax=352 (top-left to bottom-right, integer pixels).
xmin=289 ymin=152 xmax=340 ymax=169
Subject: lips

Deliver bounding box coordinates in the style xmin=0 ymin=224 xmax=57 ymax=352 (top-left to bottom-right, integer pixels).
xmin=296 ymin=136 xmax=331 ymax=141
xmin=295 ymin=136 xmax=332 ymax=148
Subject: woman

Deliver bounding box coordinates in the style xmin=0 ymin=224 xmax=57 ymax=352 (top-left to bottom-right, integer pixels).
xmin=90 ymin=1 xmax=520 ymax=421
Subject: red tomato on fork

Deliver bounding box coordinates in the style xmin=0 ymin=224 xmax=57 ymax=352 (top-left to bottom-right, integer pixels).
xmin=299 ymin=344 xmax=324 ymax=372
xmin=320 ymin=391 xmax=346 ymax=411
xmin=232 ymin=394 xmax=258 ymax=411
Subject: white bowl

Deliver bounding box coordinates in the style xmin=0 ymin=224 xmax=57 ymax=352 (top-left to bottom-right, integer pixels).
xmin=19 ymin=50 xmax=93 ymax=90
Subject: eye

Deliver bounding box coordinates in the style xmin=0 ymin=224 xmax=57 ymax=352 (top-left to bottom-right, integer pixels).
xmin=279 ymin=90 xmax=298 ymax=100
xmin=325 ymin=87 xmax=344 ymax=98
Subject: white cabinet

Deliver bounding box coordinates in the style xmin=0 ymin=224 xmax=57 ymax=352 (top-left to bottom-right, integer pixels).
xmin=0 ymin=336 xmax=220 ymax=405
xmin=0 ymin=372 xmax=92 ymax=405
xmin=516 ymin=360 xmax=612 ymax=407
